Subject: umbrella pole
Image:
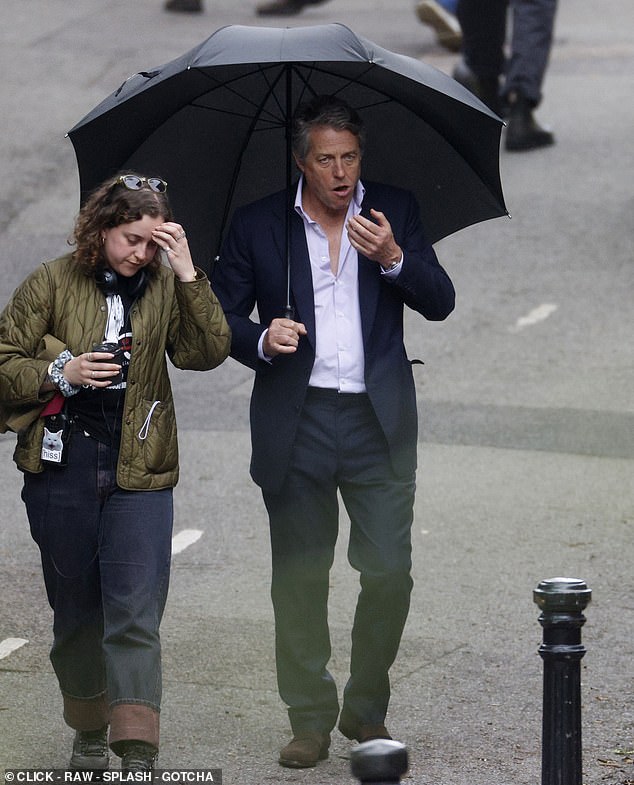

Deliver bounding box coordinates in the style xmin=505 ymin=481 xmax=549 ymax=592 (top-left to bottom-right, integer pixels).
xmin=282 ymin=66 xmax=295 ymax=320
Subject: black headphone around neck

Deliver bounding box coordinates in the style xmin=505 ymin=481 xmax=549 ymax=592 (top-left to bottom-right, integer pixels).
xmin=95 ymin=267 xmax=148 ymax=299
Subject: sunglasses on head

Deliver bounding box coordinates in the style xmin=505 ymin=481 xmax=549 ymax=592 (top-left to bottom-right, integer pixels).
xmin=116 ymin=174 xmax=168 ymax=193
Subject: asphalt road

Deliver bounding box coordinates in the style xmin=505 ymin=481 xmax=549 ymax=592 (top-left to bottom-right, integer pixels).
xmin=0 ymin=1 xmax=632 ymax=783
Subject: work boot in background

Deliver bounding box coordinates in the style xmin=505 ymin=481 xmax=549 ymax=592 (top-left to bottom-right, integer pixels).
xmin=505 ymin=91 xmax=555 ymax=151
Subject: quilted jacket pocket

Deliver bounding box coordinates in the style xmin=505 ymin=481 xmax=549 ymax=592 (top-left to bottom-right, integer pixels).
xmin=138 ymin=399 xmax=177 ymax=474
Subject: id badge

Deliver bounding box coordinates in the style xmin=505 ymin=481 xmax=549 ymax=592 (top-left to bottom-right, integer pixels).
xmin=41 ymin=410 xmax=72 ymax=467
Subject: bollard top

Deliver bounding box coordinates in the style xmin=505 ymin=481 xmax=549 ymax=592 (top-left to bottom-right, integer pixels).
xmin=533 ymin=577 xmax=592 ymax=612
xmin=350 ymin=739 xmax=408 ymax=783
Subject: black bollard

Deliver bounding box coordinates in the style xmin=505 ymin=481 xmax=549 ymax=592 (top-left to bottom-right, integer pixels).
xmin=350 ymin=739 xmax=408 ymax=784
xmin=533 ymin=577 xmax=592 ymax=785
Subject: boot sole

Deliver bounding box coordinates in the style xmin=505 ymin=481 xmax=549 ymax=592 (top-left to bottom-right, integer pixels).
xmin=279 ymin=749 xmax=329 ymax=768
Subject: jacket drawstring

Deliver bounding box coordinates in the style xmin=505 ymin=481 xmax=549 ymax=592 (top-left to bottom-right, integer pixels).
xmin=138 ymin=401 xmax=160 ymax=440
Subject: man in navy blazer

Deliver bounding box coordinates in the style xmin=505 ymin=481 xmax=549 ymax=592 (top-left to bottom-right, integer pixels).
xmin=212 ymin=95 xmax=455 ymax=768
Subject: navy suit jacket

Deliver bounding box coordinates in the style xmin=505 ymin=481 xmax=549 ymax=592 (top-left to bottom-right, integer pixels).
xmin=212 ymin=181 xmax=455 ymax=494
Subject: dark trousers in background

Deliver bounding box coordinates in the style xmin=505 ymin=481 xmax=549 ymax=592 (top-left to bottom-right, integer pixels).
xmin=22 ymin=427 xmax=173 ymax=751
xmin=263 ymin=388 xmax=415 ymax=735
xmin=458 ymin=0 xmax=558 ymax=106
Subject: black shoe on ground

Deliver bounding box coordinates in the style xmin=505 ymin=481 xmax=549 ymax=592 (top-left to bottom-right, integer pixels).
xmin=164 ymin=0 xmax=202 ymax=12
xmin=452 ymin=59 xmax=502 ymax=117
xmin=505 ymin=92 xmax=555 ymax=151
xmin=256 ymin=0 xmax=328 ymax=16
xmin=70 ymin=726 xmax=109 ymax=770
xmin=120 ymin=741 xmax=157 ymax=772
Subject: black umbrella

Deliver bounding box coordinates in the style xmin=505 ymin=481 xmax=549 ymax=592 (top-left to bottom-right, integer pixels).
xmin=68 ymin=23 xmax=507 ymax=275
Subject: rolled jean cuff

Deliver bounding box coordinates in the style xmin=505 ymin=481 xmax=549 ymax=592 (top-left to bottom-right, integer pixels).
xmin=109 ymin=703 xmax=160 ymax=751
xmin=62 ymin=691 xmax=109 ymax=731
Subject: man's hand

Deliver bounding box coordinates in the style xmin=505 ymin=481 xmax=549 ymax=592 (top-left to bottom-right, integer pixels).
xmin=263 ymin=318 xmax=307 ymax=357
xmin=346 ymin=208 xmax=402 ymax=269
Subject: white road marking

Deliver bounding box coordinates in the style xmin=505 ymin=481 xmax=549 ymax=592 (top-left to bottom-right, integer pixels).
xmin=171 ymin=528 xmax=203 ymax=556
xmin=0 ymin=637 xmax=28 ymax=660
xmin=512 ymin=303 xmax=558 ymax=331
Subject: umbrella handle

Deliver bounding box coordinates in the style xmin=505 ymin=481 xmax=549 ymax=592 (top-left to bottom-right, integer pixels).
xmin=281 ymin=305 xmax=295 ymax=320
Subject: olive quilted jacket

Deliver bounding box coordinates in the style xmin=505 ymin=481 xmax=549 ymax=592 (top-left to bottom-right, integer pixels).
xmin=0 ymin=254 xmax=231 ymax=489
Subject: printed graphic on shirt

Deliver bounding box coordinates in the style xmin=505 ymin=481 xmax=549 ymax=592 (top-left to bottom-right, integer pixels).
xmin=104 ymin=329 xmax=131 ymax=391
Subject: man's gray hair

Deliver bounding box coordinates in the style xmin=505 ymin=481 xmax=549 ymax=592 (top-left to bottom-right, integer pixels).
xmin=292 ymin=95 xmax=366 ymax=162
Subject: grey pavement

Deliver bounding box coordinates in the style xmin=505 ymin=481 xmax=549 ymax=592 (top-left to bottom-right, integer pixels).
xmin=0 ymin=0 xmax=633 ymax=783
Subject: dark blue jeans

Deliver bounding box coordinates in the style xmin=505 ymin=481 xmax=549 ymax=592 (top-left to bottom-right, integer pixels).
xmin=263 ymin=389 xmax=415 ymax=735
xmin=22 ymin=426 xmax=173 ymax=749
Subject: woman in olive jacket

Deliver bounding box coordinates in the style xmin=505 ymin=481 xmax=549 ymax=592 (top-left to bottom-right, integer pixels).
xmin=0 ymin=173 xmax=230 ymax=771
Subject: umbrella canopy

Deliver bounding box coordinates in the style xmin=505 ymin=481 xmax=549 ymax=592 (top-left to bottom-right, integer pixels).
xmin=68 ymin=23 xmax=507 ymax=271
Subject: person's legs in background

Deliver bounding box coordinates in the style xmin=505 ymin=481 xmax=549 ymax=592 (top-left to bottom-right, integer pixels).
xmin=453 ymin=0 xmax=557 ymax=148
xmin=503 ymin=0 xmax=557 ymax=150
xmin=453 ymin=0 xmax=508 ymax=115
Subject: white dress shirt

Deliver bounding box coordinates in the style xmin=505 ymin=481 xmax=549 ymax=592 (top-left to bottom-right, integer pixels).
xmin=258 ymin=178 xmax=402 ymax=390
xmin=297 ymin=177 xmax=367 ymax=392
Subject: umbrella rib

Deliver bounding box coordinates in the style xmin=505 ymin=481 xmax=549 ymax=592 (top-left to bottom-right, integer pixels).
xmin=189 ymin=102 xmax=285 ymax=130
xmin=215 ymin=67 xmax=289 ymax=257
xmin=188 ymin=62 xmax=403 ymax=131
xmin=190 ymin=65 xmax=289 ymax=128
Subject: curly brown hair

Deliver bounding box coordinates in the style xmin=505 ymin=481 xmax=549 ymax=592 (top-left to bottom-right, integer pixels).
xmin=70 ymin=172 xmax=173 ymax=276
